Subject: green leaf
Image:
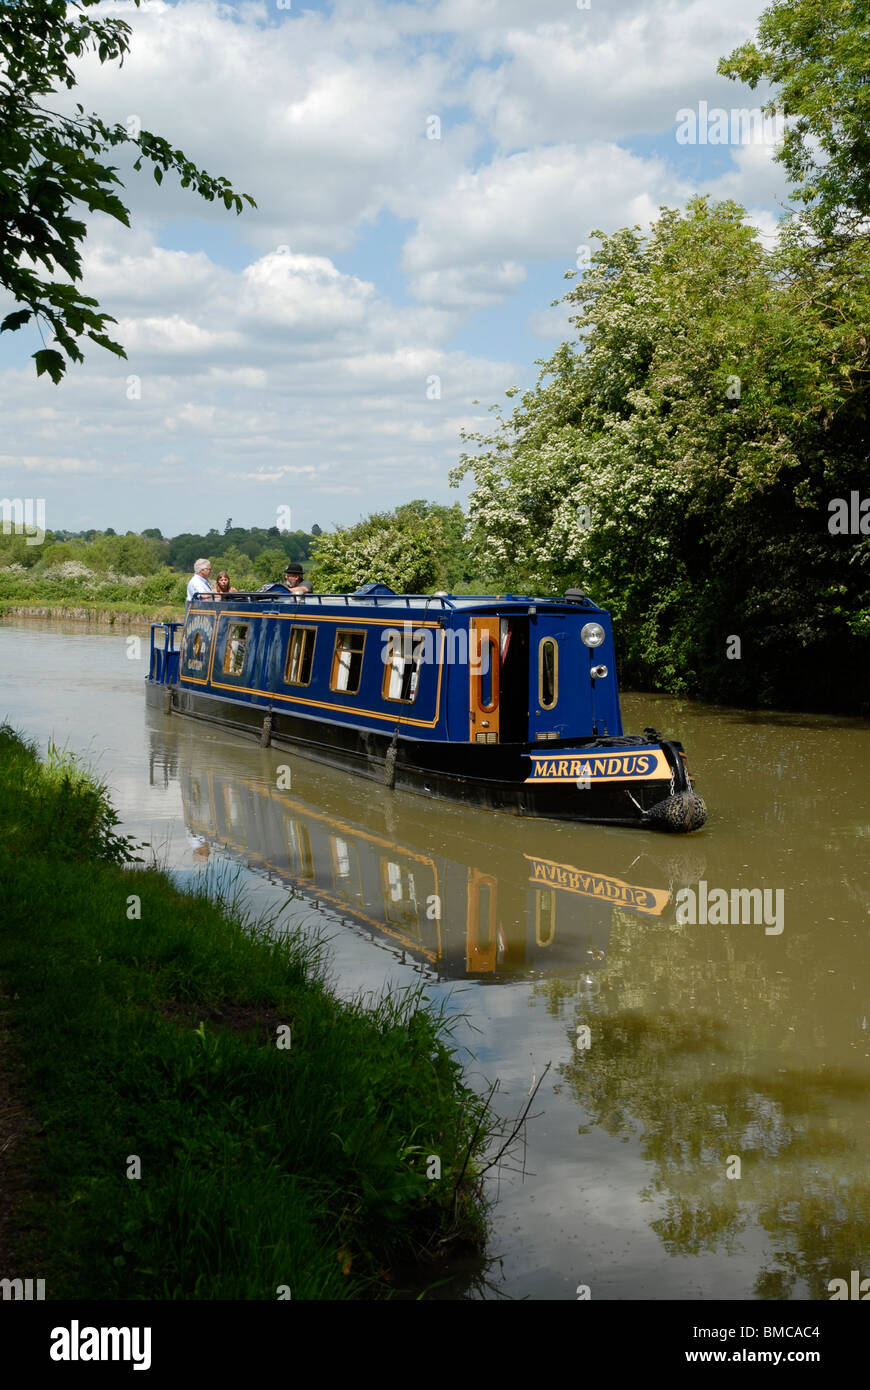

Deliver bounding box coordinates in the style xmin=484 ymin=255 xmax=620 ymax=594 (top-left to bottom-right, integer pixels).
xmin=33 ymin=349 xmax=66 ymax=384
xmin=86 ymin=331 xmax=126 ymax=358
xmin=1 ymin=310 xmax=32 ymax=333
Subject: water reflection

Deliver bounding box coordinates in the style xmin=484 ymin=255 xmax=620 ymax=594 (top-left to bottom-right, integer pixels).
xmin=552 ymin=904 xmax=870 ymax=1298
xmin=148 ymin=713 xmax=687 ymax=982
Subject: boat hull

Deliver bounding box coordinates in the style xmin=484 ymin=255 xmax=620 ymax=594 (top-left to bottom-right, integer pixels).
xmin=147 ymin=680 xmax=706 ymax=831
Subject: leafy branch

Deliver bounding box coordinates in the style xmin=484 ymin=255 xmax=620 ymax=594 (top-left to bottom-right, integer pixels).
xmin=0 ymin=0 xmax=257 ymax=381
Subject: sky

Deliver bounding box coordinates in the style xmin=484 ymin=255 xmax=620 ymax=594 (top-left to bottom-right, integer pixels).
xmin=0 ymin=0 xmax=790 ymax=537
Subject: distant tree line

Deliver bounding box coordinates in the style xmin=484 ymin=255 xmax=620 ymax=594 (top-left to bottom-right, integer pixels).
xmin=39 ymin=523 xmax=319 ymax=571
xmin=0 ymin=523 xmax=323 ymax=607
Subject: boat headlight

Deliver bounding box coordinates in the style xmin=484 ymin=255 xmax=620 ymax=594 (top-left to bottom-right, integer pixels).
xmin=581 ymin=622 xmax=606 ymax=648
xmin=591 ymin=664 xmax=608 ymax=679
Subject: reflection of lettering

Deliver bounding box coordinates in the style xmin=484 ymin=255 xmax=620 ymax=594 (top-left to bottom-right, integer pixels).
xmin=527 ymin=857 xmax=668 ymax=915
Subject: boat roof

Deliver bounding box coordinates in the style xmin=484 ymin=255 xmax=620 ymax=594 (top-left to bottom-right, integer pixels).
xmin=193 ymin=584 xmax=605 ymax=616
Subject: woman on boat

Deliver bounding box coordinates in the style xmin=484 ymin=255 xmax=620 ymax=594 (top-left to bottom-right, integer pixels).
xmin=215 ymin=572 xmax=238 ymax=597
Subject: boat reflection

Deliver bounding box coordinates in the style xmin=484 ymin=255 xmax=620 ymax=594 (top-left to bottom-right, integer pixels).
xmin=149 ymin=718 xmax=681 ymax=982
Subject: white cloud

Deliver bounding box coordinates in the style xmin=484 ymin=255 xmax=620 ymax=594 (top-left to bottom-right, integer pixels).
xmin=0 ymin=0 xmax=790 ymax=530
xmin=402 ymin=143 xmax=694 ymax=297
xmin=0 ymin=452 xmax=120 ymax=476
xmin=460 ymin=1 xmax=772 ymax=150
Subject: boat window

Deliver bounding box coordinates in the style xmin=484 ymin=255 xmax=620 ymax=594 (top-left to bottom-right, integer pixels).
xmin=330 ymin=629 xmax=366 ymax=694
xmin=539 ymin=638 xmax=558 ymax=709
xmin=223 ymin=623 xmax=249 ymax=676
xmin=479 ymin=638 xmax=497 ymax=710
xmin=383 ymin=629 xmax=426 ymax=703
xmin=285 ymin=626 xmax=316 ymax=686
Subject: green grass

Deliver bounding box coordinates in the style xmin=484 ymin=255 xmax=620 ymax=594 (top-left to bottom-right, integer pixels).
xmin=0 ymin=597 xmax=183 ymax=622
xmin=0 ymin=726 xmax=491 ymax=1298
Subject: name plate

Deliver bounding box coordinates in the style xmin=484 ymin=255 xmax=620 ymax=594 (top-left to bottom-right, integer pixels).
xmin=525 ymin=748 xmax=671 ymax=783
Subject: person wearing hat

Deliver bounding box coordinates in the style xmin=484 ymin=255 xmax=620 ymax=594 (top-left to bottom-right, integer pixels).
xmin=283 ymin=562 xmax=312 ymax=595
xmin=256 ymin=562 xmax=313 ymax=596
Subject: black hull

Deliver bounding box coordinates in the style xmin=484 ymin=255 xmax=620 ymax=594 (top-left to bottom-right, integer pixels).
xmin=147 ymin=681 xmax=706 ymax=832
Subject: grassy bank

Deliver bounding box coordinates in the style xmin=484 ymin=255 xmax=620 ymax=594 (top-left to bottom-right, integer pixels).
xmin=0 ymin=564 xmax=187 ymax=611
xmin=0 ymin=599 xmax=183 ymax=624
xmin=0 ymin=726 xmax=491 ymax=1299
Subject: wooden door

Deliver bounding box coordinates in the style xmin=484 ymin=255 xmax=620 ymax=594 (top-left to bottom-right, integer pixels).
xmin=468 ymin=616 xmax=500 ymax=742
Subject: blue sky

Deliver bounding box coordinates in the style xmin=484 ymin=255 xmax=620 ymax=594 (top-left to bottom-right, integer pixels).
xmin=0 ymin=0 xmax=788 ymax=538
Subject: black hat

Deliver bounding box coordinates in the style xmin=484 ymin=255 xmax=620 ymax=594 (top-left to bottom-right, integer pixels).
xmin=284 ymin=563 xmax=303 ymax=576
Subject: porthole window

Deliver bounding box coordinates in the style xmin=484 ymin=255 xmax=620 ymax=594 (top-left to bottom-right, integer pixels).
xmin=539 ymin=638 xmax=558 ymax=709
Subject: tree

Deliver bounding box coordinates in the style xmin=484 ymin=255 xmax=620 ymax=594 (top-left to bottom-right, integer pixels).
xmin=309 ymin=503 xmax=466 ymax=594
xmin=209 ymin=543 xmax=257 ymax=590
xmin=452 ymin=197 xmax=870 ymax=711
xmin=253 ymin=547 xmax=289 ymax=584
xmin=719 ymin=0 xmax=870 ymax=237
xmin=0 ymin=0 xmax=255 ymax=382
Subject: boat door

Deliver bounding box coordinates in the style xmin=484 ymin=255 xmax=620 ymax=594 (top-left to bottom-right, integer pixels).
xmin=528 ymin=610 xmax=594 ymax=739
xmin=468 ymin=615 xmax=500 ymax=742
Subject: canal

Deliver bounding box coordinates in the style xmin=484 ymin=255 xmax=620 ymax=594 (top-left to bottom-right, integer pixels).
xmin=2 ymin=617 xmax=869 ymax=1300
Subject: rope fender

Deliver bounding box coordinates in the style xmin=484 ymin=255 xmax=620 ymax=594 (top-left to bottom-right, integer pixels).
xmin=646 ymin=789 xmax=708 ymax=833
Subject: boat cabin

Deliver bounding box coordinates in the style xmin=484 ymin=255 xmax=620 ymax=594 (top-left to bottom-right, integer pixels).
xmin=152 ymin=584 xmax=622 ymax=747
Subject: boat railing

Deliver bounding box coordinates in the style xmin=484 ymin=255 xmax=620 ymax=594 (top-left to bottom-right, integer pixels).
xmin=190 ymin=592 xmax=460 ymax=611
xmin=149 ymin=621 xmax=182 ymax=684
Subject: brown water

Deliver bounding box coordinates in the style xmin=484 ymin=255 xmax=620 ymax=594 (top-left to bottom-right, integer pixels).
xmin=2 ymin=618 xmax=869 ymax=1300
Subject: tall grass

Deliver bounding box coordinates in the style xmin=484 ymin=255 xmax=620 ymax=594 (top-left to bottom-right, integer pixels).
xmin=0 ymin=726 xmax=492 ymax=1298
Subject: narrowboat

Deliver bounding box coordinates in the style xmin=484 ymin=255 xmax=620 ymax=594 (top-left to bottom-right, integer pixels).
xmin=145 ymin=584 xmax=707 ymax=832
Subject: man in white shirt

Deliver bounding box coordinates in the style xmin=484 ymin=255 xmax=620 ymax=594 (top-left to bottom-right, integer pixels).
xmin=186 ymin=558 xmax=214 ymax=603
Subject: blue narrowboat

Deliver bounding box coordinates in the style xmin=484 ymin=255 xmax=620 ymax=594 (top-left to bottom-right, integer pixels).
xmin=146 ymin=584 xmax=707 ymax=832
